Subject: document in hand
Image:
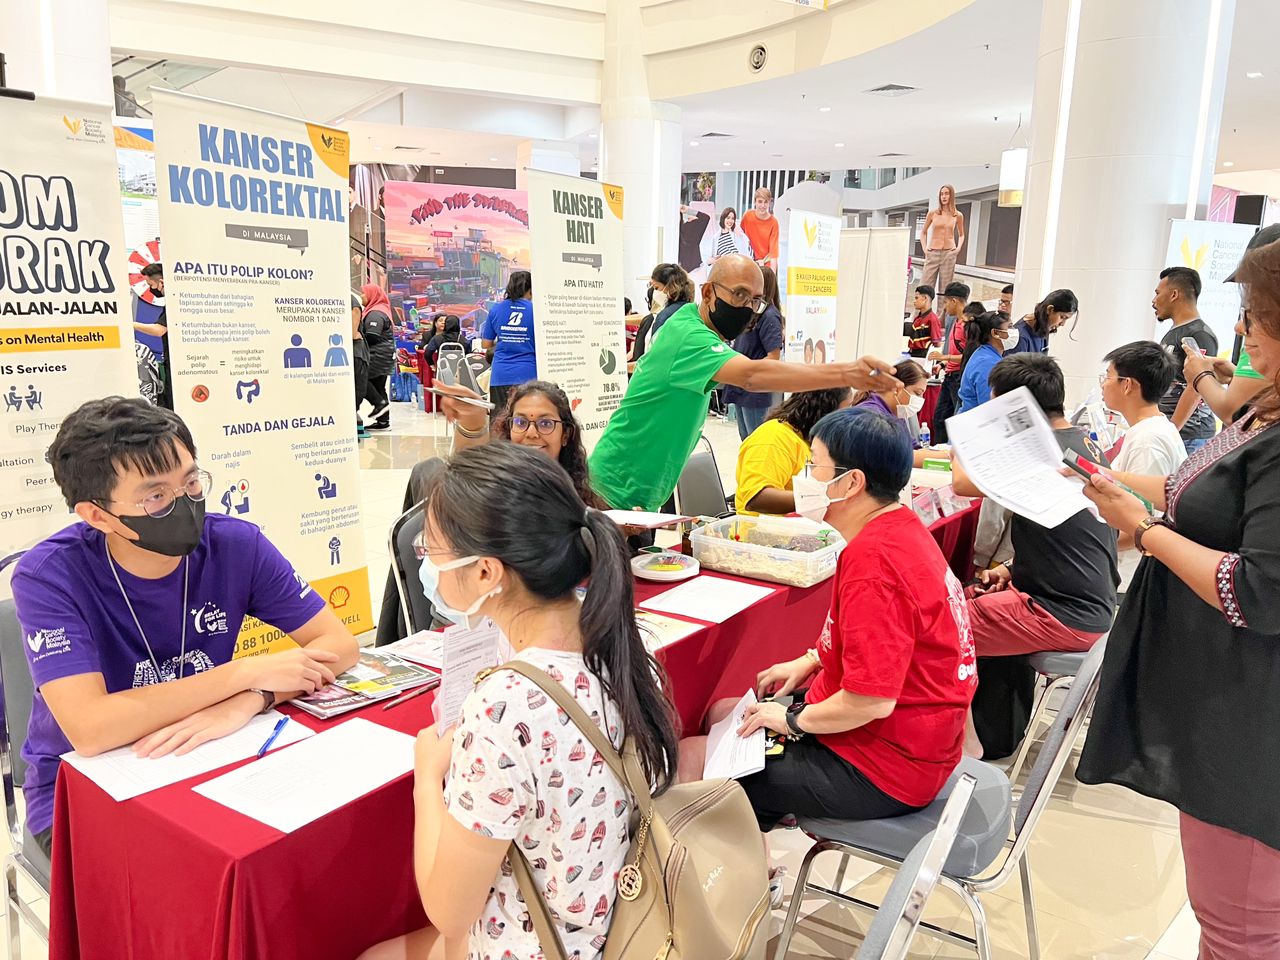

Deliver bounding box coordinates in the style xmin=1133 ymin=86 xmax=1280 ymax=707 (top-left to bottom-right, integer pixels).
xmin=192 ymin=719 xmax=415 ymax=833
xmin=702 ymin=689 xmax=766 ymax=780
xmin=61 ymin=710 xmax=314 ymax=802
xmin=435 ymin=619 xmax=507 ymax=734
xmin=946 ymin=386 xmax=1095 ymax=528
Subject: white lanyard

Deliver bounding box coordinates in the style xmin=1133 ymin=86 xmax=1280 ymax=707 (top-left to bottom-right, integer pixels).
xmin=105 ymin=539 xmax=189 ymax=682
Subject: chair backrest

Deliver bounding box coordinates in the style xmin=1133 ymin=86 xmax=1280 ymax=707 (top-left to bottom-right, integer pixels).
xmin=389 ymin=501 xmax=438 ymax=636
xmin=857 ymin=774 xmax=978 ymax=960
xmin=0 ymin=550 xmax=34 ymax=846
xmin=1009 ymin=635 xmax=1108 ymax=850
xmin=675 ymin=436 xmax=731 ymax=518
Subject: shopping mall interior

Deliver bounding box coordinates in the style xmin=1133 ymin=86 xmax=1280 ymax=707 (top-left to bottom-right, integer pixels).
xmin=1 ymin=1 xmax=1277 ymax=958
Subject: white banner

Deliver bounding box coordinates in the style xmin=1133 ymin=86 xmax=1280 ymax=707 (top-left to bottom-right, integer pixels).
xmin=526 ymin=169 xmax=628 ymax=450
xmin=0 ymin=96 xmax=137 ymax=562
xmin=153 ymin=90 xmax=371 ymax=653
xmin=785 ymin=210 xmax=841 ymax=364
xmin=1163 ymin=219 xmax=1255 ymax=353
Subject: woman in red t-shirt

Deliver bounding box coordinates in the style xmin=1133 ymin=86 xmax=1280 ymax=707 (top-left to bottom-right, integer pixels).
xmin=678 ymin=407 xmax=977 ymax=841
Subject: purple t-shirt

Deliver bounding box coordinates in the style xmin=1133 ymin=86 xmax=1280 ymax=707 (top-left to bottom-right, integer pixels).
xmin=854 ymin=393 xmax=922 ymax=449
xmin=12 ymin=514 xmax=326 ymax=835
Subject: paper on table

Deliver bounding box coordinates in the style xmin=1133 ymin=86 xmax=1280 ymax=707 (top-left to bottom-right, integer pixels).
xmin=638 ymin=575 xmax=774 ymax=624
xmin=192 ymin=719 xmax=415 ymax=833
xmin=603 ymin=510 xmax=693 ymax=530
xmin=703 ymin=689 xmax=766 ymax=780
xmin=634 ymin=609 xmax=703 ymax=653
xmin=61 ymin=710 xmax=313 ymax=802
xmin=435 ymin=619 xmax=506 ymax=734
xmin=381 ymin=631 xmax=445 ymax=670
xmin=947 ymin=386 xmax=1095 ymax=528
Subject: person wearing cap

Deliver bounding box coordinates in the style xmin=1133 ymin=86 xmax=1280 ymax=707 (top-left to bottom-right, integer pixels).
xmin=1181 ymin=224 xmax=1280 ymax=426
xmin=926 ymin=281 xmax=971 ymax=444
xmin=1077 ymin=226 xmax=1280 ymax=960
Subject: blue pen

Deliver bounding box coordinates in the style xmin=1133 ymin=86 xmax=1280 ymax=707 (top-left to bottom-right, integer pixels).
xmin=256 ymin=716 xmax=288 ymax=758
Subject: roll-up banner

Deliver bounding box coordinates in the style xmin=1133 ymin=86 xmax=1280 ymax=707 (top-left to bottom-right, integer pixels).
xmin=152 ymin=90 xmax=371 ymax=654
xmin=0 ymin=96 xmax=138 ymax=564
xmin=784 ymin=210 xmax=841 ymax=364
xmin=525 ymin=169 xmax=627 ymax=450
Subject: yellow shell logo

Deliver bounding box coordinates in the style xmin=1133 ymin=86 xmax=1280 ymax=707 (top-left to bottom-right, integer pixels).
xmin=803 ymin=218 xmax=818 ymax=248
xmin=62 ymin=116 xmax=82 ymax=135
xmin=1180 ymin=237 xmax=1208 ymax=272
xmin=327 ymin=585 xmax=351 ymax=609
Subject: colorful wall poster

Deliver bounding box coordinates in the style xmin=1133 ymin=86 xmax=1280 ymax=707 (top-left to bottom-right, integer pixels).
xmin=526 ymin=169 xmax=628 ymax=450
xmin=0 ymin=96 xmax=138 ymax=562
xmin=1163 ymin=219 xmax=1255 ymax=353
xmin=152 ymin=89 xmax=371 ymax=653
xmin=114 ymin=119 xmax=160 ymax=254
xmin=383 ymin=181 xmax=529 ymax=337
xmin=784 ymin=210 xmax=841 ymax=364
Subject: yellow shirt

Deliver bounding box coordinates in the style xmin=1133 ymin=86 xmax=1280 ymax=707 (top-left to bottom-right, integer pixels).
xmin=735 ymin=418 xmax=809 ymax=516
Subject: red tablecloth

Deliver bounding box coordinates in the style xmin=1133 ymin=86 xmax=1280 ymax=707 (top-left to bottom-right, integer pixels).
xmin=928 ymin=500 xmax=981 ymax=582
xmin=920 ymin=382 xmax=941 ymax=431
xmin=48 ymin=513 xmax=979 ymax=960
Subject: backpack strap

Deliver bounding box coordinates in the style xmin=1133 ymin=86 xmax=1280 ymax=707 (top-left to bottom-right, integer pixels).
xmin=509 ymin=844 xmax=570 ymax=960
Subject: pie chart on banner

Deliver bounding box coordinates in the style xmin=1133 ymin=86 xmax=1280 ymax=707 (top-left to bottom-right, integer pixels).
xmin=128 ymin=238 xmax=164 ymax=306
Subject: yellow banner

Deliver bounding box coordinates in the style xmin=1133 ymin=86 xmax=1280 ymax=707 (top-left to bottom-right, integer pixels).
xmin=786 ymin=267 xmax=838 ymax=298
xmin=1 ymin=326 xmax=121 ymax=353
xmin=233 ymin=566 xmax=374 ymax=658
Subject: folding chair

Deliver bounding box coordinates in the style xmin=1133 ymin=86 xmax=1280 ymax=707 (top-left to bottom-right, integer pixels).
xmin=0 ymin=551 xmax=49 ymax=957
xmin=777 ymin=637 xmax=1108 ymax=960
xmin=675 ymin=435 xmax=733 ymax=518
xmin=856 ymin=774 xmax=978 ymax=960
xmin=1004 ymin=648 xmax=1094 ymax=793
xmin=388 ymin=500 xmax=435 ymax=636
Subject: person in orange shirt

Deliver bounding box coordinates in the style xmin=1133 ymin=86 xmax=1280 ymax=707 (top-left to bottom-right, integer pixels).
xmin=740 ymin=187 xmax=780 ymax=269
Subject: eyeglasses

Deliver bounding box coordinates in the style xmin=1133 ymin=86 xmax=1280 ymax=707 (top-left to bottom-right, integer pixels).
xmin=410 ymin=529 xmax=480 ymax=565
xmin=801 ymin=461 xmax=851 ymax=481
xmin=1097 ymin=373 xmax=1129 ymax=386
xmin=508 ymin=415 xmax=563 ymax=436
xmin=107 ymin=469 xmax=212 ymax=518
xmin=711 ymin=283 xmax=768 ymax=316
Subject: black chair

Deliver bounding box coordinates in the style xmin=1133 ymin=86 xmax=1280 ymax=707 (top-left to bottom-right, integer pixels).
xmin=0 ymin=551 xmax=48 ymax=957
xmin=674 ymin=435 xmax=734 ymax=519
xmin=377 ymin=458 xmax=449 ymax=644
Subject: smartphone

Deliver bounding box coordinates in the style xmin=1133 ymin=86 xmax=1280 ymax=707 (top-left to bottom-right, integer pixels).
xmin=1180 ymin=336 xmax=1202 ymax=354
xmin=424 ymin=386 xmax=494 ymax=411
xmin=1061 ymin=450 xmax=1154 ymax=512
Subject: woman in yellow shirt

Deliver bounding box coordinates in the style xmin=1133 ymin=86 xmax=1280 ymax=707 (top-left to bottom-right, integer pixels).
xmin=735 ymin=387 xmax=853 ymax=515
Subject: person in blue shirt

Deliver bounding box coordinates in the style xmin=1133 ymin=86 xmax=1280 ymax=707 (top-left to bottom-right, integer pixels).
xmin=481 ymin=271 xmax=536 ymax=413
xmin=1005 ymin=288 xmax=1077 ymax=356
xmin=958 ymin=311 xmax=1014 ymax=413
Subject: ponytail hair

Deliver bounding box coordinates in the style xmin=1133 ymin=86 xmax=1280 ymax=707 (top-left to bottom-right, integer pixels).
xmin=423 ymin=443 xmax=678 ymax=794
xmin=961 ymin=311 xmax=1005 ymax=370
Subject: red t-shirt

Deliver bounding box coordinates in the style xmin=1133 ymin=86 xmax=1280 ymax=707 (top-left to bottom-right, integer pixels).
xmin=805 ymin=508 xmax=978 ymax=807
xmin=944 ymin=320 xmax=967 ymax=374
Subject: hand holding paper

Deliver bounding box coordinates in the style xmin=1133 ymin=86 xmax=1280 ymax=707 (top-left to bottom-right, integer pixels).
xmin=703 ymin=690 xmax=766 ymax=780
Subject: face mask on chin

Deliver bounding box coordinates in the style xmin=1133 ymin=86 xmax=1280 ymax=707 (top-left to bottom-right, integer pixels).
xmin=418 ymin=553 xmax=502 ymax=630
xmin=114 ymin=497 xmax=206 ymax=557
xmin=708 ymin=296 xmax=755 ymax=341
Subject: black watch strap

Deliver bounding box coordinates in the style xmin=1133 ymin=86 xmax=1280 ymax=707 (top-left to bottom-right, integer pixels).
xmin=785 ymin=702 xmax=807 ymax=737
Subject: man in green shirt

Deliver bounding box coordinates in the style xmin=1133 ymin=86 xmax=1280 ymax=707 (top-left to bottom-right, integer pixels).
xmin=588 ymin=254 xmax=900 ymax=512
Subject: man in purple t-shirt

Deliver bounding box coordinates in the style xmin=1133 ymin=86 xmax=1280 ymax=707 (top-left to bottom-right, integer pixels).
xmin=12 ymin=398 xmax=360 ymax=855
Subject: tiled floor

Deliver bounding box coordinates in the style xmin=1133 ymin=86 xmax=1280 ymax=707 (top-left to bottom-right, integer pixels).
xmin=2 ymin=400 xmax=1204 ymax=959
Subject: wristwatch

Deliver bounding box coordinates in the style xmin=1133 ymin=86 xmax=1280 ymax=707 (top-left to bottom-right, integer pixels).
xmin=1133 ymin=516 xmax=1164 ymax=556
xmin=248 ymin=688 xmax=276 ymax=714
xmin=785 ymin=701 xmax=808 ymax=739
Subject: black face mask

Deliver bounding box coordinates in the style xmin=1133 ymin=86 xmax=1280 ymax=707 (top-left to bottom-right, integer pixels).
xmin=709 ymin=296 xmax=755 ymax=341
xmin=116 ymin=497 xmax=206 ymax=557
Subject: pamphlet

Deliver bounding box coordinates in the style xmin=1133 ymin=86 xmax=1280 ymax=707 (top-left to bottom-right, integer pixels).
xmin=381 ymin=631 xmax=445 ymax=670
xmin=435 ymin=619 xmax=506 ymax=734
xmin=334 ymin=649 xmax=439 ymax=698
xmin=634 ymin=609 xmax=703 ymax=653
xmin=703 ymin=690 xmax=766 ymax=780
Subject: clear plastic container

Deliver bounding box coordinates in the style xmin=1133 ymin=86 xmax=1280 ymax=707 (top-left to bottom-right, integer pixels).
xmin=688 ymin=515 xmax=846 ymax=588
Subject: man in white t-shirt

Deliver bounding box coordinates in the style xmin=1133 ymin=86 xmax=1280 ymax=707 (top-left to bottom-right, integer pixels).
xmin=1100 ymin=341 xmax=1188 ymax=586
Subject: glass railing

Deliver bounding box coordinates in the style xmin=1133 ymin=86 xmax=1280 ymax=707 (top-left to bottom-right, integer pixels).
xmin=110 ymin=55 xmax=223 ymax=116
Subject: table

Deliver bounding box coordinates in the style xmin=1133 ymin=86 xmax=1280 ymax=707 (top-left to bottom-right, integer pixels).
xmin=920 ymin=382 xmax=942 ymax=430
xmin=48 ymin=511 xmax=979 ymax=960
xmin=928 ymin=500 xmax=981 ymax=582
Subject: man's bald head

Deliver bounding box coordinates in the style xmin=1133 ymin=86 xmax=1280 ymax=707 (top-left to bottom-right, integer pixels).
xmin=707 ymin=254 xmax=764 ymax=293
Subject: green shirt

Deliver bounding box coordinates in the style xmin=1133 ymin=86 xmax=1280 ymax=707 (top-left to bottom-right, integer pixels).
xmin=1236 ymin=350 xmax=1264 ymax=380
xmin=589 ymin=302 xmax=737 ymax=510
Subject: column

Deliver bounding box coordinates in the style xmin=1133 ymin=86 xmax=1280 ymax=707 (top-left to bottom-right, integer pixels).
xmin=1014 ymin=0 xmax=1236 ymax=404
xmin=515 ymin=140 xmax=581 ymax=191
xmin=0 ymin=0 xmax=113 ymax=104
xmin=599 ymin=0 xmax=683 ymax=306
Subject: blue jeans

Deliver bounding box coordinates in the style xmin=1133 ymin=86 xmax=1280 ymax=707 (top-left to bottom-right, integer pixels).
xmin=1184 ymin=437 xmax=1209 ymax=455
xmin=737 ymin=404 xmax=770 ymax=441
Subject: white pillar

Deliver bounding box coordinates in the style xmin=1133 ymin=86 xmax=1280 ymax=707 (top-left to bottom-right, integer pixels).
xmin=1014 ymin=0 xmax=1236 ymax=406
xmin=964 ymin=200 xmax=985 ymax=268
xmin=0 ymin=0 xmax=112 ymax=104
xmin=600 ymin=0 xmax=682 ymax=307
xmin=515 ymin=140 xmax=581 ymax=192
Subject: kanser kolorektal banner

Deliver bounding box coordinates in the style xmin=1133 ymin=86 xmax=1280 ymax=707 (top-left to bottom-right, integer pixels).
xmin=0 ymin=96 xmax=137 ymax=562
xmin=526 ymin=170 xmax=628 ymax=450
xmin=785 ymin=210 xmax=841 ymax=364
xmin=152 ymin=90 xmax=371 ymax=652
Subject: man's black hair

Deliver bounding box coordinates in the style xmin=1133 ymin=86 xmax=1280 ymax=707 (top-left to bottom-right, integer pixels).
xmin=1103 ymin=341 xmax=1179 ymax=405
xmin=47 ymin=397 xmax=196 ymax=508
xmin=140 ymin=262 xmax=163 ymax=279
xmin=988 ymin=353 xmax=1066 ymax=417
xmin=1159 ymin=266 xmax=1202 ymax=301
xmin=915 ymin=284 xmax=935 ymax=299
xmin=1001 ymin=283 xmax=1014 ymax=295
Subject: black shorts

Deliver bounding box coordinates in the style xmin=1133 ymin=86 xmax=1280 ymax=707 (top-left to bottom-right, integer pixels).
xmin=738 ymin=734 xmax=921 ymax=831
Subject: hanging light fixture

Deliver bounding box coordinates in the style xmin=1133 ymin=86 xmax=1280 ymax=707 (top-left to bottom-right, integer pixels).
xmin=998 ymin=114 xmax=1028 ymax=207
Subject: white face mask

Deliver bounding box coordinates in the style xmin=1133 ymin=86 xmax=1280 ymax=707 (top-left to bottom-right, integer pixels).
xmin=651 ymin=288 xmax=668 ymax=311
xmin=1000 ymin=327 xmax=1020 ymax=351
xmin=418 ymin=553 xmax=503 ymax=630
xmin=896 ymin=393 xmax=926 ymax=419
xmin=791 ymin=469 xmax=850 ymax=523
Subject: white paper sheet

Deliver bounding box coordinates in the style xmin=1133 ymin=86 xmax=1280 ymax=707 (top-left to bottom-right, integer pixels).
xmin=947 ymin=386 xmax=1095 ymax=528
xmin=435 ymin=619 xmax=505 ymax=733
xmin=603 ymin=510 xmax=693 ymax=530
xmin=703 ymin=689 xmax=766 ymax=780
xmin=380 ymin=631 xmax=445 ymax=670
xmin=638 ymin=575 xmax=774 ymax=624
xmin=61 ymin=710 xmax=313 ymax=802
xmin=634 ymin=609 xmax=703 ymax=653
xmin=192 ymin=719 xmax=415 ymax=833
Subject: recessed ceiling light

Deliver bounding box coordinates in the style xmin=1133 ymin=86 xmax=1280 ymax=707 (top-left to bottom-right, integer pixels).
xmin=1223 ymin=161 xmax=1235 ymax=167
xmin=489 ymin=157 xmax=499 ymax=162
xmin=689 ymin=140 xmax=700 ymax=147
xmin=722 ymin=161 xmax=731 ymax=167
xmin=772 ymin=153 xmax=783 ymax=158
xmin=819 ymin=106 xmax=831 ymax=113
xmin=834 ymin=142 xmax=845 ymax=148
xmin=1246 ymin=71 xmax=1264 ymax=79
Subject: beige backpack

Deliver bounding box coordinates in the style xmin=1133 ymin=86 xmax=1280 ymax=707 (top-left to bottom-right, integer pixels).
xmin=491 ymin=661 xmax=770 ymax=960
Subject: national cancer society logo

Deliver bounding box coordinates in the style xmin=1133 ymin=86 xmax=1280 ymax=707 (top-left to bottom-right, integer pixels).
xmin=62 ymin=116 xmax=82 ymax=135
xmin=26 ymin=627 xmax=70 ymax=655
xmin=61 ymin=114 xmax=106 ymax=144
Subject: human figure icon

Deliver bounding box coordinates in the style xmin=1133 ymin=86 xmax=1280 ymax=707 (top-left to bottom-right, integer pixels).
xmin=3 ymin=386 xmax=21 ymax=413
xmin=315 ymin=473 xmax=338 ymax=499
xmin=24 ymin=385 xmax=42 ymax=411
xmin=324 ymin=333 xmax=349 ymax=368
xmin=329 ymin=536 xmax=342 ymax=565
xmin=283 ymin=334 xmax=312 ymax=368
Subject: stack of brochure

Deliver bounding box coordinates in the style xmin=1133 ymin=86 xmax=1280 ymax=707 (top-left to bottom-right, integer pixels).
xmin=293 ymin=649 xmax=440 ymax=720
